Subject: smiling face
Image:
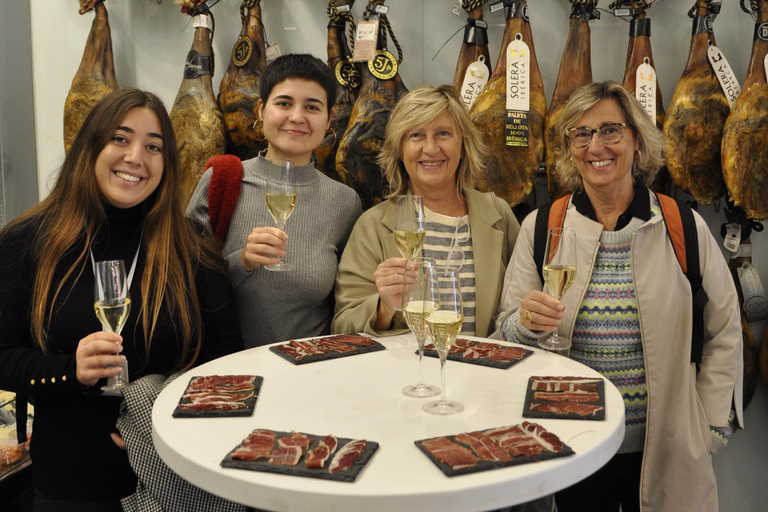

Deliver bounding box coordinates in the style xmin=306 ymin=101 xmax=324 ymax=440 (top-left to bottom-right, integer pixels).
xmin=569 ymin=99 xmax=638 ymax=198
xmin=401 ymin=109 xmax=463 ymax=197
xmin=258 ymin=78 xmax=331 ymax=166
xmin=94 ymin=107 xmax=164 ymax=209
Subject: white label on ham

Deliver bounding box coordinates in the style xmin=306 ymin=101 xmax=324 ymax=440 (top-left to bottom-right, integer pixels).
xmin=505 ymin=35 xmax=530 ymax=148
xmin=193 ymin=14 xmax=213 ymax=31
xmin=460 ymin=56 xmax=489 ymax=110
xmin=724 ymin=223 xmax=741 ymax=254
xmin=635 ymin=60 xmax=657 ymax=122
xmin=353 ymin=20 xmax=379 ymax=62
xmin=764 ymin=54 xmax=768 ymax=86
xmin=737 ymin=262 xmax=768 ymax=322
xmin=738 ymin=243 xmax=753 ymax=259
xmin=452 ymin=1 xmax=462 ymax=16
xmin=266 ymin=43 xmax=282 ymax=65
xmin=489 ymin=2 xmax=504 ymax=13
xmin=708 ymin=45 xmax=741 ymax=110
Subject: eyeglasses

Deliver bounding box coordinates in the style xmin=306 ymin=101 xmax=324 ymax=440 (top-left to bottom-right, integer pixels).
xmin=565 ymin=123 xmax=627 ymax=148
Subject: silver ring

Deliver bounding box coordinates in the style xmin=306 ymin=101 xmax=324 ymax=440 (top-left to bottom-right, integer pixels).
xmin=524 ymin=310 xmax=533 ymax=323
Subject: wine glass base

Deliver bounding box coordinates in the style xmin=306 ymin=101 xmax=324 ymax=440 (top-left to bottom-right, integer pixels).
xmin=264 ymin=262 xmax=295 ymax=271
xmin=402 ymin=383 xmax=440 ymax=398
xmin=423 ymin=399 xmax=464 ymax=415
xmin=100 ymin=381 xmax=135 ymax=396
xmin=537 ymin=335 xmax=572 ymax=357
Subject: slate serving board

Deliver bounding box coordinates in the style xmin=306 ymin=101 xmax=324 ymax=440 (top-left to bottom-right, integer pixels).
xmin=269 ymin=335 xmax=386 ymax=365
xmin=415 ymin=427 xmax=574 ymax=477
xmin=172 ymin=375 xmax=263 ymax=418
xmin=221 ymin=429 xmax=379 ymax=483
xmin=422 ymin=339 xmax=534 ymax=369
xmin=522 ymin=377 xmax=606 ymax=421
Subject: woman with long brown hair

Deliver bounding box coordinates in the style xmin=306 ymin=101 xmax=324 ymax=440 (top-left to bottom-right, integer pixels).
xmin=0 ymin=88 xmax=243 ymax=510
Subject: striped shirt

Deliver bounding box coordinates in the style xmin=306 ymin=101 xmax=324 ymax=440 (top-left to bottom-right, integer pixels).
xmin=422 ymin=208 xmax=477 ymax=335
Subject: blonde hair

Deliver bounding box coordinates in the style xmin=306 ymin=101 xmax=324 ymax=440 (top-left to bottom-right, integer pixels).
xmin=378 ymin=85 xmax=488 ymax=200
xmin=1 ymin=89 xmax=225 ymax=371
xmin=554 ymin=81 xmax=665 ymax=193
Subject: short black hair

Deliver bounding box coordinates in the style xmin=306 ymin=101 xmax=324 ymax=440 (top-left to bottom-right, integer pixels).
xmin=260 ymin=54 xmax=338 ymax=109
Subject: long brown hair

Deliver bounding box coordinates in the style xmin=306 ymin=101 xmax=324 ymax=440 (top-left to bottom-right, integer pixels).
xmin=3 ymin=88 xmax=224 ymax=371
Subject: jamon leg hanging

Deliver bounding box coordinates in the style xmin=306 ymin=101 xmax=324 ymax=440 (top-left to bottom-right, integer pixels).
xmin=453 ymin=2 xmax=492 ymax=94
xmin=663 ymin=0 xmax=728 ymax=205
xmin=469 ymin=0 xmax=545 ymax=207
xmin=170 ymin=11 xmax=226 ymax=198
xmin=218 ymin=0 xmax=268 ymax=161
xmin=64 ymin=1 xmax=118 ymax=154
xmin=544 ymin=1 xmax=597 ymax=199
xmin=722 ymin=0 xmax=768 ymax=220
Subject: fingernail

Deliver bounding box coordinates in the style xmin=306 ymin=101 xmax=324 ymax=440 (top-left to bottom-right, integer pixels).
xmin=117 ymin=345 xmax=123 ymax=353
xmin=120 ymin=356 xmax=127 ymax=363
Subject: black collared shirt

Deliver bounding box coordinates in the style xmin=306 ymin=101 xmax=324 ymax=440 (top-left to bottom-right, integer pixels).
xmin=571 ymin=182 xmax=652 ymax=231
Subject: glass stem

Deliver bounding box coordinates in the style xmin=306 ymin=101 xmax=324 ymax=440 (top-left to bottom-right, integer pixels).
xmin=416 ymin=335 xmax=426 ymax=386
xmin=438 ymin=349 xmax=448 ymax=404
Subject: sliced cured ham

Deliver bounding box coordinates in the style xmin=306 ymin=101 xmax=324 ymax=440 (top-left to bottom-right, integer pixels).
xmin=329 ymin=439 xmax=367 ymax=473
xmin=486 ymin=421 xmax=563 ymax=456
xmin=722 ymin=0 xmax=768 ymax=219
xmin=269 ymin=445 xmax=302 ymax=466
xmin=663 ymin=0 xmax=729 ymax=205
xmin=64 ymin=0 xmax=119 ymax=153
xmin=469 ymin=0 xmax=545 ymax=207
xmin=453 ymin=3 xmax=491 ymax=93
xmin=530 ymin=400 xmax=604 ymax=417
xmin=533 ymin=390 xmax=600 ymax=402
xmin=530 ymin=376 xmax=600 ymax=392
xmin=232 ymin=429 xmax=276 ymax=461
xmin=619 ymin=1 xmax=671 ymax=194
xmin=313 ymin=338 xmax=358 ymax=353
xmin=305 ymin=434 xmax=338 ymax=469
xmin=181 ymin=392 xmax=253 ymax=403
xmin=278 ymin=432 xmax=314 ymax=450
xmin=188 ymin=375 xmax=256 ymax=392
xmin=336 ymin=3 xmax=408 ymax=209
xmin=421 ymin=437 xmax=479 ymax=470
xmin=455 ymin=431 xmax=511 ymax=462
xmin=170 ymin=11 xmax=226 ymax=198
xmin=328 ymin=334 xmax=377 ymax=347
xmin=315 ymin=0 xmax=360 ymax=180
xmin=218 ymin=0 xmax=268 ymax=160
xmin=544 ymin=0 xmax=597 ymax=199
xmin=176 ymin=401 xmax=248 ymax=411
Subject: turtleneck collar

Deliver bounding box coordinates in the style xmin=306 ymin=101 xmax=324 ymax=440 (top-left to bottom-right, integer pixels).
xmin=102 ymin=201 xmax=148 ymax=227
xmin=251 ymin=153 xmax=319 ymax=187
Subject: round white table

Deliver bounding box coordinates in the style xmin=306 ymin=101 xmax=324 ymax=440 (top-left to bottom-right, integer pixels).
xmin=152 ymin=334 xmax=625 ymax=512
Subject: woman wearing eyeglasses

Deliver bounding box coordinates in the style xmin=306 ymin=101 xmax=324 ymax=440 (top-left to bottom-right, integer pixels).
xmin=495 ymin=81 xmax=742 ymax=512
xmin=332 ymin=85 xmax=519 ymax=337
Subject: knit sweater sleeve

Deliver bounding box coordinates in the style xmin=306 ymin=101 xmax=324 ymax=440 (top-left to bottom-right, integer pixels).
xmin=0 ymin=222 xmax=82 ymax=396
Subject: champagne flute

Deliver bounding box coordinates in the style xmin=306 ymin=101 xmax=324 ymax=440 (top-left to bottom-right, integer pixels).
xmin=94 ymin=260 xmax=132 ymax=395
xmin=394 ymin=195 xmax=426 ymax=260
xmin=401 ymin=258 xmax=440 ymax=398
xmin=423 ymin=268 xmax=464 ymax=415
xmin=538 ymin=227 xmax=577 ymax=357
xmin=265 ymin=158 xmax=297 ymax=271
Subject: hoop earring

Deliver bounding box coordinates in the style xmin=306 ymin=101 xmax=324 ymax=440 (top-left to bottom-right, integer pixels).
xmin=328 ymin=128 xmax=337 ymax=147
xmin=253 ymin=119 xmax=266 ymax=142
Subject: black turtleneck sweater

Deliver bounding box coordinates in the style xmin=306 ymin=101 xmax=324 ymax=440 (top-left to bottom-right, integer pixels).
xmin=0 ymin=203 xmax=243 ymax=501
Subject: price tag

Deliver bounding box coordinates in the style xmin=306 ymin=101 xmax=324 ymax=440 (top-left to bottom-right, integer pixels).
xmin=459 ymin=56 xmax=490 ymax=110
xmin=738 ymin=243 xmax=753 ymax=258
xmin=614 ymin=8 xmax=631 ymax=17
xmin=452 ymin=0 xmax=462 ymax=16
xmin=489 ymin=2 xmax=504 ymax=14
xmin=636 ymin=59 xmax=657 ymax=122
xmin=724 ymin=223 xmax=741 ymax=254
xmin=193 ymin=13 xmax=213 ymax=30
xmin=505 ymin=34 xmax=530 ymax=147
xmin=708 ymin=45 xmax=741 ymax=109
xmin=737 ymin=262 xmax=768 ymax=322
xmin=353 ymin=20 xmax=379 ymax=62
xmin=336 ymin=4 xmax=350 ymax=12
xmin=265 ymin=42 xmax=282 ymax=65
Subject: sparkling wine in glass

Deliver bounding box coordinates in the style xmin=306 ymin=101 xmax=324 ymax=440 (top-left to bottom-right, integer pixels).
xmin=401 ymin=258 xmax=440 ymax=398
xmin=94 ymin=259 xmax=132 ymax=395
xmin=265 ymin=158 xmax=297 ymax=271
xmin=423 ymin=268 xmax=464 ymax=415
xmin=538 ymin=227 xmax=577 ymax=357
xmin=394 ymin=195 xmax=426 ymax=260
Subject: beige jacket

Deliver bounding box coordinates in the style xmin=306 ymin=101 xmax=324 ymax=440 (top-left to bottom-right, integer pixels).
xmin=496 ymin=198 xmax=743 ymax=512
xmin=333 ymin=188 xmax=519 ymax=337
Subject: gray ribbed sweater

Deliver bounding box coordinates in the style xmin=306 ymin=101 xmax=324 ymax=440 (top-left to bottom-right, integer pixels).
xmin=187 ymin=155 xmax=362 ymax=348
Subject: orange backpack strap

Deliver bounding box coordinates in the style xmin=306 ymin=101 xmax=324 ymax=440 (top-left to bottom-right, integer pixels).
xmin=657 ymin=194 xmax=687 ymax=273
xmin=533 ymin=194 xmax=572 ymax=285
xmin=206 ymin=154 xmax=243 ymax=245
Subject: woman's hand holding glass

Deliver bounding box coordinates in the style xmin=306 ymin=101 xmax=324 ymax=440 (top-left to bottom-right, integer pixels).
xmin=372 ymin=257 xmax=407 ymax=330
xmin=519 ymin=290 xmax=565 ymax=332
xmin=75 ymin=331 xmax=125 ymax=387
xmin=240 ymin=227 xmax=289 ymax=272
xmin=94 ymin=259 xmax=133 ymax=394
xmin=536 ymin=227 xmax=577 ymax=356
